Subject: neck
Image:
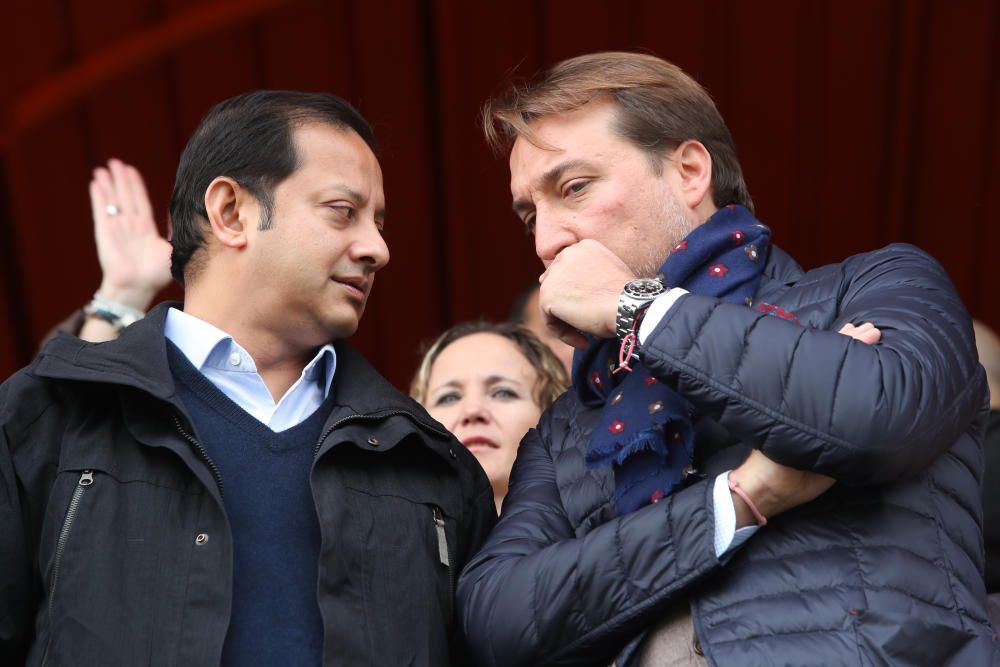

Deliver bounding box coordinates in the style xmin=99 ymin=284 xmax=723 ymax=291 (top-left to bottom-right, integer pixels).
xmin=183 ymin=288 xmax=320 ymax=402
xmin=695 ymin=199 xmax=719 ymax=225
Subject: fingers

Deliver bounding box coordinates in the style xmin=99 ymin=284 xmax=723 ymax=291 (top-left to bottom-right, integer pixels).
xmin=856 ymin=324 xmax=881 ymax=344
xmin=543 ymin=308 xmax=588 ymax=349
xmin=90 ymin=167 xmax=117 ymax=227
xmin=559 ymin=329 xmax=589 ymax=349
xmin=838 ymin=321 xmax=881 ymax=345
xmin=107 ymin=159 xmax=132 ymax=216
xmin=91 ymin=159 xmax=160 ymax=234
xmin=121 ymin=161 xmax=154 ymax=222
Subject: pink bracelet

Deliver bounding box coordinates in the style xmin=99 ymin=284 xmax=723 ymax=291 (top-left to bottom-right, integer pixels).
xmin=728 ymin=474 xmax=767 ymax=526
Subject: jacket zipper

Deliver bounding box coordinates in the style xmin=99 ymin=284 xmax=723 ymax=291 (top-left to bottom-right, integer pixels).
xmin=313 ymin=409 xmax=453 ymax=456
xmin=173 ymin=414 xmax=225 ymax=497
xmin=432 ymin=506 xmax=450 ymax=567
xmin=432 ymin=505 xmax=455 ymax=605
xmin=41 ymin=470 xmax=94 ymax=667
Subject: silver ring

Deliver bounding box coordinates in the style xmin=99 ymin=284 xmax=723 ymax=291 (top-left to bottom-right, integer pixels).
xmin=105 ymin=204 xmax=121 ymax=216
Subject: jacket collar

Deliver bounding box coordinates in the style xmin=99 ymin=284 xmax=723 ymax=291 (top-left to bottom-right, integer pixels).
xmin=761 ymin=244 xmax=804 ymax=287
xmin=326 ymin=339 xmax=449 ymax=437
xmin=33 ymin=301 xmax=183 ymax=404
xmin=32 ymin=301 xmax=447 ymax=436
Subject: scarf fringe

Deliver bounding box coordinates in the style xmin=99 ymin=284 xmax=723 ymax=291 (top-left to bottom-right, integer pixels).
xmin=585 ymin=428 xmax=669 ymax=468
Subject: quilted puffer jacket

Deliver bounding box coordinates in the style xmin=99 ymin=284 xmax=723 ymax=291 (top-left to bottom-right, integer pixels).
xmin=458 ymin=243 xmax=999 ymax=667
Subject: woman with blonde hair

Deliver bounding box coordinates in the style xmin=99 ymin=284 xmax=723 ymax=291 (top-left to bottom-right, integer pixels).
xmin=411 ymin=321 xmax=569 ymax=511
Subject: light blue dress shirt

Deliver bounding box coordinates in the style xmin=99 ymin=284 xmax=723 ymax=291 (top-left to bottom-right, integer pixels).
xmin=164 ymin=308 xmax=336 ymax=432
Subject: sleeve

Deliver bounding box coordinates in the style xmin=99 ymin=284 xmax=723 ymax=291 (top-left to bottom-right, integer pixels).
xmin=638 ymin=288 xmax=689 ymax=342
xmin=638 ymin=244 xmax=985 ymax=485
xmin=711 ymin=472 xmax=759 ymax=556
xmin=0 ymin=381 xmax=36 ymax=665
xmin=450 ymin=456 xmax=498 ymax=664
xmin=38 ymin=309 xmax=86 ymax=349
xmin=457 ymin=420 xmax=722 ymax=667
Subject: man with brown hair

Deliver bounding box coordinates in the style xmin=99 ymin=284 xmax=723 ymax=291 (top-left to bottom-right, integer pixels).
xmin=457 ymin=52 xmax=997 ymax=666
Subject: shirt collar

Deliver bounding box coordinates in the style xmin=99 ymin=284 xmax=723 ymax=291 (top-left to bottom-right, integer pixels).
xmin=164 ymin=307 xmax=232 ymax=369
xmin=303 ymin=344 xmax=337 ymax=398
xmin=164 ymin=307 xmax=337 ymax=398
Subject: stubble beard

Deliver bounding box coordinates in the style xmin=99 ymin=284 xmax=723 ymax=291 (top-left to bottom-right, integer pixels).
xmin=631 ymin=191 xmax=697 ymax=279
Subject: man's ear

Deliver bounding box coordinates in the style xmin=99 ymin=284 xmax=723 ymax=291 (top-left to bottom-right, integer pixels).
xmin=204 ymin=177 xmax=252 ymax=249
xmin=669 ymin=140 xmax=713 ymax=210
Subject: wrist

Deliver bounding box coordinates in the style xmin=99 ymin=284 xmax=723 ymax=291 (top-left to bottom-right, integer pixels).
xmin=78 ymin=314 xmax=124 ymax=343
xmin=728 ymin=467 xmax=778 ymax=528
xmin=85 ymin=291 xmax=148 ymax=334
xmin=731 ymin=490 xmax=756 ymax=529
xmin=96 ymin=280 xmax=158 ymax=311
xmin=615 ymin=277 xmax=666 ymax=342
xmin=728 ymin=473 xmax=768 ymax=528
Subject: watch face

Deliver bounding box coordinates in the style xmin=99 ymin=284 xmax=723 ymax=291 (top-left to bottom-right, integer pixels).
xmin=624 ymin=278 xmax=666 ymax=299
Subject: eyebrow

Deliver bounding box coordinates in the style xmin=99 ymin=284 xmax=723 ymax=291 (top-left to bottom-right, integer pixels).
xmin=511 ymin=159 xmax=594 ymax=217
xmin=430 ymin=374 xmax=524 ymax=394
xmin=485 ymin=374 xmax=522 ymax=386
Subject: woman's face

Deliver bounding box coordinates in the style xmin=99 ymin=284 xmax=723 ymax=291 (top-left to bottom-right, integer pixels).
xmin=425 ymin=333 xmax=543 ymax=501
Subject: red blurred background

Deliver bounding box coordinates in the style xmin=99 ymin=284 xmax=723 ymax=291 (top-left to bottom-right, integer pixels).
xmin=0 ymin=0 xmax=997 ymax=389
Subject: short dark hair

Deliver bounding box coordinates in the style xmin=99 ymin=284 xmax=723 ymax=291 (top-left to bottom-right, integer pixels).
xmin=169 ymin=90 xmax=377 ymax=284
xmin=483 ymin=52 xmax=752 ymax=211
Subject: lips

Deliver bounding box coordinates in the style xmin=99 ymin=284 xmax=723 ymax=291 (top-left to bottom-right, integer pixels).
xmin=331 ymin=275 xmax=369 ymax=301
xmin=462 ymin=436 xmax=499 ymax=450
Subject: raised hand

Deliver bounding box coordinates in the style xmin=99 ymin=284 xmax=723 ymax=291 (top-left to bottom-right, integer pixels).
xmin=89 ymin=158 xmax=172 ymax=309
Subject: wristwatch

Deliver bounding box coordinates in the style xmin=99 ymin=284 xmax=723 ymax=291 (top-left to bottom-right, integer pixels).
xmin=83 ymin=293 xmax=146 ymax=333
xmin=615 ymin=278 xmax=668 ymax=342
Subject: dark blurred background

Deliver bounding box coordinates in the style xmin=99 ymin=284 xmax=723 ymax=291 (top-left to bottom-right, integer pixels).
xmin=0 ymin=0 xmax=997 ymax=389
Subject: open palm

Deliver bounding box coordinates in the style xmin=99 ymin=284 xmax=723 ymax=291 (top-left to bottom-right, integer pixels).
xmin=90 ymin=159 xmax=172 ymax=305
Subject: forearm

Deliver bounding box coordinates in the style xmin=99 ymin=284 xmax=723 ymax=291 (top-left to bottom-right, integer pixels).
xmin=458 ymin=433 xmax=721 ymax=666
xmin=640 ymin=287 xmax=983 ymax=484
xmin=79 ymin=286 xmax=155 ymax=343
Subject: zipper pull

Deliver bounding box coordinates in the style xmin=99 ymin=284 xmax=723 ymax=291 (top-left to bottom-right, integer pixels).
xmin=79 ymin=470 xmax=94 ymax=487
xmin=432 ymin=506 xmax=449 ymax=567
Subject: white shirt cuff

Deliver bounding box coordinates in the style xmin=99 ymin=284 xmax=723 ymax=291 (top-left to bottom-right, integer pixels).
xmin=638 ymin=287 xmax=689 ymax=344
xmin=713 ymin=471 xmax=760 ymax=557
xmin=635 ymin=292 xmax=758 ymax=558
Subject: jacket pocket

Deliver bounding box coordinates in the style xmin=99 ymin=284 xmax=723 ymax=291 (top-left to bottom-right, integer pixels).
xmin=338 ymin=487 xmax=458 ymax=663
xmin=31 ymin=465 xmax=205 ymax=667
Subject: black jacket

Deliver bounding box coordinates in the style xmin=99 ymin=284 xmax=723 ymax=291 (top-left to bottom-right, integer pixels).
xmin=0 ymin=303 xmax=496 ymax=666
xmin=458 ymin=244 xmax=999 ymax=666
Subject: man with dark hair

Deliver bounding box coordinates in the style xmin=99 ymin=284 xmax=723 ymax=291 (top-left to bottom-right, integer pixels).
xmin=459 ymin=52 xmax=997 ymax=666
xmin=0 ymin=90 xmax=495 ymax=666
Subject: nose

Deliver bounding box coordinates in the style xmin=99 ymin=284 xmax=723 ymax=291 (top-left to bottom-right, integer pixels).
xmin=533 ymin=212 xmax=576 ymax=265
xmin=458 ymin=398 xmax=491 ymax=428
xmin=351 ymin=219 xmax=390 ymax=271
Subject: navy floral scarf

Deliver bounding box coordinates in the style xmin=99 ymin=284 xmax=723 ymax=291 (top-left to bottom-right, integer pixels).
xmin=573 ymin=204 xmax=770 ymax=514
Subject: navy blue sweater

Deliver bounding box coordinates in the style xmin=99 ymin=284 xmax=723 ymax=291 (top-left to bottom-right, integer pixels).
xmin=169 ymin=343 xmax=330 ymax=666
